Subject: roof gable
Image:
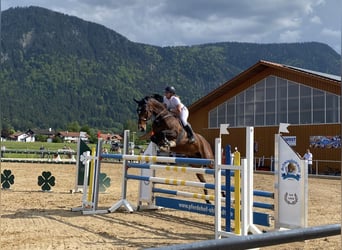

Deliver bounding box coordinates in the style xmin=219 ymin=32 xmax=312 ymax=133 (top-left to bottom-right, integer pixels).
xmin=58 ymin=131 xmax=84 ymax=137
xmin=189 ymin=60 xmax=341 ymax=113
xmin=98 ymin=133 xmax=122 ymax=141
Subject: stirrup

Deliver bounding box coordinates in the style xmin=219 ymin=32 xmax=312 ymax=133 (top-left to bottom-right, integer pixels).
xmin=188 ymin=137 xmax=195 ymax=144
xmin=159 ymin=145 xmax=169 ymax=152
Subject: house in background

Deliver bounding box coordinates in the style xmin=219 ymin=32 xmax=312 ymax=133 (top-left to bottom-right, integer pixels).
xmin=98 ymin=133 xmax=123 ymax=144
xmin=8 ymin=129 xmax=35 ymax=142
xmin=57 ymin=131 xmax=89 ymax=143
xmin=32 ymin=128 xmax=56 ymax=142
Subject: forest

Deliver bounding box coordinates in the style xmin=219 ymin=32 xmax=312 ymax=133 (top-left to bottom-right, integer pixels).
xmin=0 ymin=6 xmax=340 ymax=134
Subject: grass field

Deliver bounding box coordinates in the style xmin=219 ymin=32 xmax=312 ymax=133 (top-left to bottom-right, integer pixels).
xmin=0 ymin=141 xmax=143 ymax=158
xmin=0 ymin=141 xmax=91 ymax=151
xmin=0 ymin=141 xmax=95 ymax=159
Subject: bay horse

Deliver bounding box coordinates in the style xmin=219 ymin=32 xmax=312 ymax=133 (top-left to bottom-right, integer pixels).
xmin=134 ymin=94 xmax=216 ymax=203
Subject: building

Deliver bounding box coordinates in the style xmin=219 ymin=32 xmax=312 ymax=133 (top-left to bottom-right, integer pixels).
xmin=57 ymin=131 xmax=89 ymax=143
xmin=32 ymin=128 xmax=56 ymax=142
xmin=98 ymin=133 xmax=123 ymax=144
xmin=189 ymin=60 xmax=341 ymax=174
xmin=8 ymin=129 xmax=35 ymax=142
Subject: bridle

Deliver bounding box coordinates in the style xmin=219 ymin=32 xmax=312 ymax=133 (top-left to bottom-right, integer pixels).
xmin=136 ymin=100 xmax=153 ymax=132
xmin=137 ymin=103 xmax=151 ymax=122
xmin=135 ymin=97 xmax=175 ymax=131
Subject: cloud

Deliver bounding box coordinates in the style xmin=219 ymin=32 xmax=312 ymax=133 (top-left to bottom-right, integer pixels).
xmin=279 ymin=30 xmax=301 ymax=43
xmin=89 ymin=0 xmax=333 ymax=48
xmin=310 ymin=16 xmax=321 ymax=24
xmin=2 ymin=0 xmax=340 ymax=52
xmin=321 ymin=28 xmax=340 ymax=38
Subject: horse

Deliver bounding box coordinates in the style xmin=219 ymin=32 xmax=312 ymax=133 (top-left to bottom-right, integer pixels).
xmin=134 ymin=94 xmax=217 ymax=203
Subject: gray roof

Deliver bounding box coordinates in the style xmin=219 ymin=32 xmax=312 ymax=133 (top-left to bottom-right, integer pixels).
xmin=286 ymin=65 xmax=341 ymax=82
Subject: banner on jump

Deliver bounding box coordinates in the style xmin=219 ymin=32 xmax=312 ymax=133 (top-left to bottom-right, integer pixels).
xmin=283 ymin=136 xmax=296 ymax=146
xmin=276 ymin=135 xmax=307 ymax=229
xmin=155 ymin=196 xmax=270 ymax=226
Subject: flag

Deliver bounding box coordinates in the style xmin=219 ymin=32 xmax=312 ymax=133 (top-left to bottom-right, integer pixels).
xmin=77 ymin=139 xmax=91 ymax=186
xmin=279 ymin=123 xmax=290 ymax=134
xmin=220 ymin=124 xmax=230 ymax=135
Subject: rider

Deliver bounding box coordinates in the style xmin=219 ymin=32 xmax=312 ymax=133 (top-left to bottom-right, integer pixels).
xmin=163 ymin=86 xmax=195 ymax=144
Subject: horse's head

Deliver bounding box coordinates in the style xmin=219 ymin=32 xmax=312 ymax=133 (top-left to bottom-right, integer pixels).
xmin=134 ymin=96 xmax=152 ymax=132
xmin=134 ymin=95 xmax=168 ymax=132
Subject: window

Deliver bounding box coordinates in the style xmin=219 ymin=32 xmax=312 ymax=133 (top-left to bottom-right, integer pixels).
xmin=300 ymin=85 xmax=312 ymax=124
xmin=277 ymin=78 xmax=287 ymax=124
xmin=209 ymin=108 xmax=218 ymax=128
xmin=208 ymin=75 xmax=340 ymax=128
xmin=217 ymin=103 xmax=226 ymax=125
xmin=227 ymin=99 xmax=236 ymax=127
xmin=326 ymin=94 xmax=339 ymax=123
xmin=255 ymin=81 xmax=265 ymax=125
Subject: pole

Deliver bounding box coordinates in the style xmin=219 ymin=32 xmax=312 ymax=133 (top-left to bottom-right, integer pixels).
xmin=146 ymin=224 xmax=341 ymax=250
xmin=340 ymin=16 xmax=342 ymax=241
xmin=340 ymin=35 xmax=342 ymax=242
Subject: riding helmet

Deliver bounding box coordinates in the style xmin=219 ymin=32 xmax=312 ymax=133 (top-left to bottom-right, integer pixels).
xmin=165 ymin=86 xmax=176 ymax=94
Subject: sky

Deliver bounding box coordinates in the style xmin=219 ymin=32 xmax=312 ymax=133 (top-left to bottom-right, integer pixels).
xmin=2 ymin=0 xmax=341 ymax=53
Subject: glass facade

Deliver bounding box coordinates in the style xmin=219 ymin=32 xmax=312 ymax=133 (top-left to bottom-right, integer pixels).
xmin=208 ymin=75 xmax=340 ymax=128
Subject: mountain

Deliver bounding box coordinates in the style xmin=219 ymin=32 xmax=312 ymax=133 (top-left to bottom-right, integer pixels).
xmin=0 ymin=6 xmax=340 ymax=133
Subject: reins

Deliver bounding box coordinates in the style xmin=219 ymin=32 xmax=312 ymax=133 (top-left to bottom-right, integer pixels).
xmin=147 ymin=99 xmax=174 ymax=123
xmin=155 ymin=109 xmax=174 ymax=121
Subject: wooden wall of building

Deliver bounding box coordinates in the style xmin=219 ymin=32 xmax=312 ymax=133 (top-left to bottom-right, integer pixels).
xmin=192 ymin=124 xmax=341 ymax=174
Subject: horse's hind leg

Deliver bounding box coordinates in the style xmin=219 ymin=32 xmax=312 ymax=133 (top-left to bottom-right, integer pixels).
xmin=195 ymin=173 xmax=211 ymax=204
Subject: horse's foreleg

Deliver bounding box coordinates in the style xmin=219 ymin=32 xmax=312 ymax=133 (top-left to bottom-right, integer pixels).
xmin=162 ymin=130 xmax=177 ymax=147
xmin=196 ymin=173 xmax=211 ymax=204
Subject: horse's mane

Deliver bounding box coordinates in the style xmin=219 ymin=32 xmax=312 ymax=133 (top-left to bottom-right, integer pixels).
xmin=145 ymin=94 xmax=167 ymax=113
xmin=150 ymin=93 xmax=164 ymax=103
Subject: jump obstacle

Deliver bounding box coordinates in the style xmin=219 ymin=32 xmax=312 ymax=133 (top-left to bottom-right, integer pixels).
xmin=147 ymin=224 xmax=341 ymax=250
xmin=1 ymin=148 xmax=76 ymax=164
xmin=1 ymin=149 xmax=76 ymax=190
xmin=72 ymin=138 xmax=108 ymax=214
xmin=0 ymin=169 xmax=56 ymax=191
xmin=72 ymin=126 xmax=308 ymax=238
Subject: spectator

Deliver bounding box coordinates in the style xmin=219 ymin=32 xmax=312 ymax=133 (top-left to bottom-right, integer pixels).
xmin=303 ymin=149 xmax=313 ymax=174
xmin=53 ymin=153 xmax=61 ymax=162
xmin=1 ymin=145 xmax=5 ymax=157
xmin=40 ymin=145 xmax=45 ymax=158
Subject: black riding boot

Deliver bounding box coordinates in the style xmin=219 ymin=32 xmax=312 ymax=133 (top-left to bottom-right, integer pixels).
xmin=184 ymin=125 xmax=195 ymax=143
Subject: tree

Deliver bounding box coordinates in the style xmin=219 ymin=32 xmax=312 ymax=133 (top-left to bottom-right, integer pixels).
xmin=67 ymin=121 xmax=81 ymax=132
xmin=80 ymin=124 xmax=91 ymax=135
xmin=123 ymin=119 xmax=139 ymax=133
xmin=1 ymin=122 xmax=14 ymax=138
